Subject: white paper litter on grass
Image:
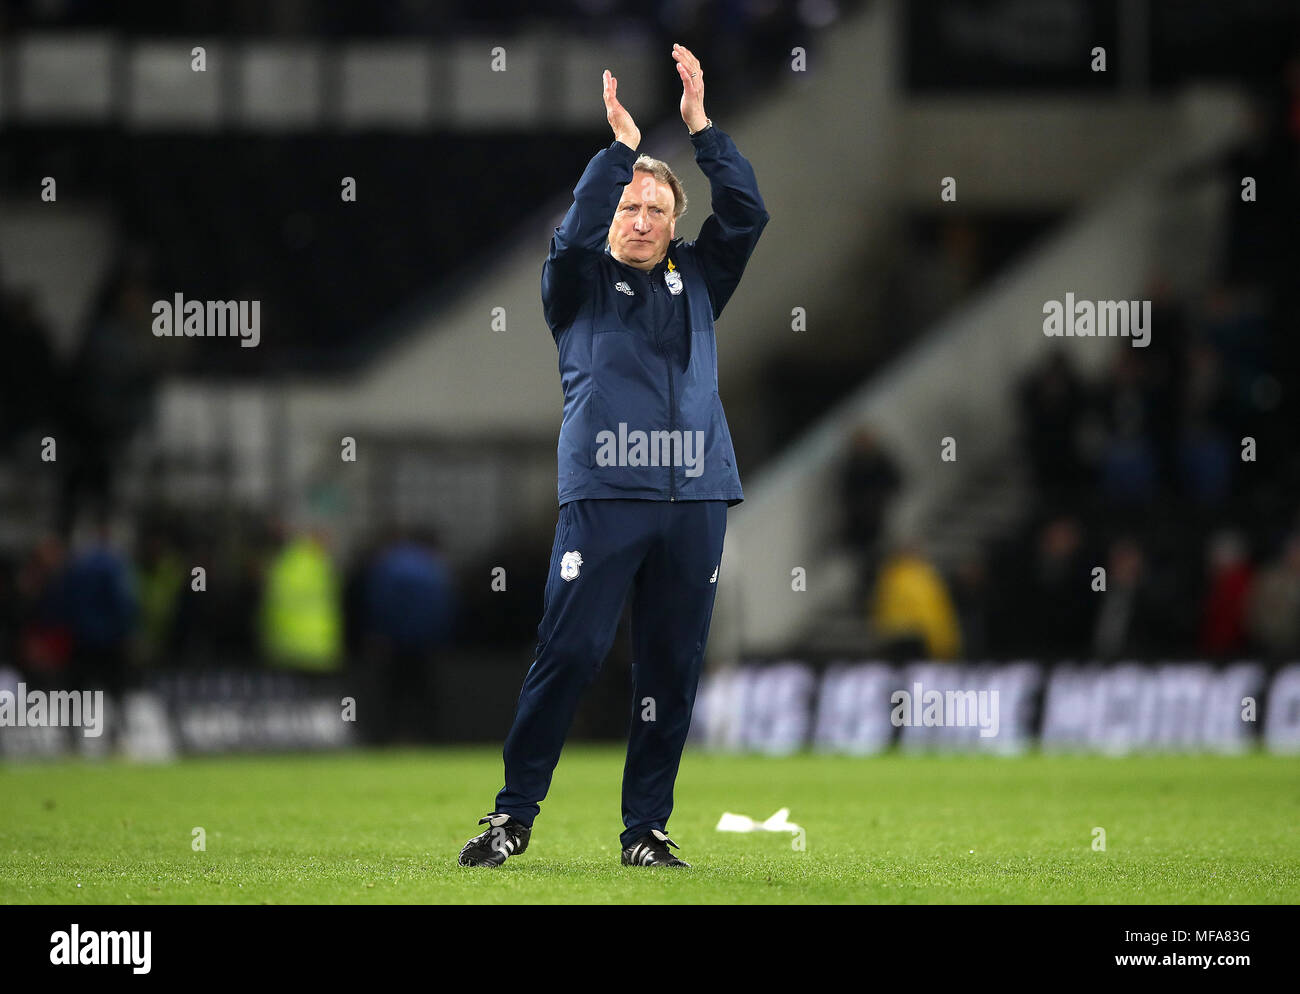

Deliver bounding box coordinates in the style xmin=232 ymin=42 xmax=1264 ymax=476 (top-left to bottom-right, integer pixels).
xmin=715 ymin=807 xmax=803 ymax=835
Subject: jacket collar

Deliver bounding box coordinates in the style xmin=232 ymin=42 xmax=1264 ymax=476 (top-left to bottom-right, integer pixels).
xmin=606 ymin=238 xmax=682 ymax=275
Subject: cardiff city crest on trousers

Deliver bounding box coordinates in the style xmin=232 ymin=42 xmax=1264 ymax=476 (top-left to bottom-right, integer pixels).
xmin=560 ymin=550 xmax=583 ymax=581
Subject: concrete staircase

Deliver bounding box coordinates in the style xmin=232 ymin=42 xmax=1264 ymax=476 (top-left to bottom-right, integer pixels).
xmin=793 ymin=449 xmax=1035 ymax=657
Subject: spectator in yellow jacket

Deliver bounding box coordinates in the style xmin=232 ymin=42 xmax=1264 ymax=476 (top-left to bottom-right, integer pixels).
xmin=869 ymin=542 xmax=962 ymax=660
xmin=260 ymin=529 xmax=343 ymax=672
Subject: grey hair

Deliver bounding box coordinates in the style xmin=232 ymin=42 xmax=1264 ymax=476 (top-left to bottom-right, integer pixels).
xmin=632 ymin=154 xmax=688 ymax=221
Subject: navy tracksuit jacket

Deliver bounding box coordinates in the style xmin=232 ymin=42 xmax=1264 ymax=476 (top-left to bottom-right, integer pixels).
xmin=494 ymin=124 xmax=770 ymax=847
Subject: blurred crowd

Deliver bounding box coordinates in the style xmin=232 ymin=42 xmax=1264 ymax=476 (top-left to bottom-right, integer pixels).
xmin=847 ymin=275 xmax=1299 ymax=663
xmin=0 ymin=516 xmax=458 ymax=744
xmin=841 ymin=55 xmax=1300 ymax=663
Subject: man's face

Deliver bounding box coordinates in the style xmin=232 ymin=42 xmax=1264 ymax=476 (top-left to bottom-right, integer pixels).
xmin=609 ymin=171 xmax=676 ymax=271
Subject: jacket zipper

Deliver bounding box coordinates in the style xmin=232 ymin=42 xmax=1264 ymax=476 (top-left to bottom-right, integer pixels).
xmin=647 ymin=267 xmax=677 ymax=501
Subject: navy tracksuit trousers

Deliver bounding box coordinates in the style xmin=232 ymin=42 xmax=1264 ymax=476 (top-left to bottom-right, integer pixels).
xmin=494 ymin=498 xmax=727 ymax=847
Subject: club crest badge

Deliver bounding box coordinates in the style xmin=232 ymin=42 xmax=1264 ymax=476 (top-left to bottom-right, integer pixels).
xmin=560 ymin=550 xmax=583 ymax=581
xmin=664 ymin=259 xmax=683 ymax=295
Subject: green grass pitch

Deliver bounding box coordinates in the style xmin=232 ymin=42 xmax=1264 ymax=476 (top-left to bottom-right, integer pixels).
xmin=2 ymin=748 xmax=1298 ymax=904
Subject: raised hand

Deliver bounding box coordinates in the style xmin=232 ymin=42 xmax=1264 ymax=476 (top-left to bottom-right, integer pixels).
xmin=602 ymin=69 xmax=640 ymax=151
xmin=672 ymin=43 xmax=707 ymax=133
